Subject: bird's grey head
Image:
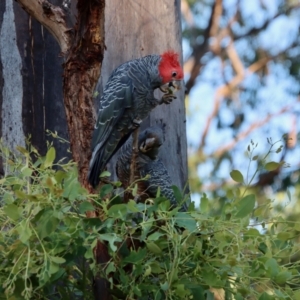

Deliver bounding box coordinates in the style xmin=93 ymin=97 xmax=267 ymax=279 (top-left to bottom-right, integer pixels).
xmin=138 ymin=127 xmax=164 ymax=159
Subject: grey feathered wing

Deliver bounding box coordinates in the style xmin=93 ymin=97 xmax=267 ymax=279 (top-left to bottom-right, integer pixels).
xmin=88 ymin=74 xmax=134 ymax=187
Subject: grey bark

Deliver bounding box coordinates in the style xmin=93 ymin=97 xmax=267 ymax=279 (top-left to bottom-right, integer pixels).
xmin=0 ymin=0 xmax=69 ymax=166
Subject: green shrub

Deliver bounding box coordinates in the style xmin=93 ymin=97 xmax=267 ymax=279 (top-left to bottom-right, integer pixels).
xmin=0 ymin=140 xmax=299 ymax=299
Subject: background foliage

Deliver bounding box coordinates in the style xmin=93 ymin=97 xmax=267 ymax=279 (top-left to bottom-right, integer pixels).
xmin=1 ymin=141 xmax=300 ymax=299
xmin=182 ymin=0 xmax=300 ymax=204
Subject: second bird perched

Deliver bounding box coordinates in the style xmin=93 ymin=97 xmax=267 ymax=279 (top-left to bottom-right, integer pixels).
xmin=116 ymin=127 xmax=188 ymax=212
xmin=88 ymin=51 xmax=184 ymax=187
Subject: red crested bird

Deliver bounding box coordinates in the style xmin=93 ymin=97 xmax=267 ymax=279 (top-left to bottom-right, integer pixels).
xmin=88 ymin=51 xmax=183 ymax=187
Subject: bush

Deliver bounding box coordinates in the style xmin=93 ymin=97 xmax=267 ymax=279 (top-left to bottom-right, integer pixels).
xmin=0 ymin=141 xmax=300 ymax=299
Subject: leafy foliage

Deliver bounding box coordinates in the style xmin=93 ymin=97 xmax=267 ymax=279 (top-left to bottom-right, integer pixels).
xmin=0 ymin=142 xmax=300 ymax=299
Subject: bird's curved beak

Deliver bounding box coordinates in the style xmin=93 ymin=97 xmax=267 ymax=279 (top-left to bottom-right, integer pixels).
xmin=140 ymin=137 xmax=156 ymax=153
xmin=159 ymin=80 xmax=181 ymax=94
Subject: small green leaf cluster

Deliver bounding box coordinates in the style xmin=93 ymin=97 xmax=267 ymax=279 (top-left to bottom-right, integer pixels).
xmin=0 ymin=142 xmax=97 ymax=299
xmin=101 ymin=188 xmax=300 ymax=299
xmin=0 ymin=141 xmax=299 ymax=299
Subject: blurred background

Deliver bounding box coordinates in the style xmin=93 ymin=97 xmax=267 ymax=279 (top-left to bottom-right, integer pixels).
xmin=181 ymin=0 xmax=300 ymax=216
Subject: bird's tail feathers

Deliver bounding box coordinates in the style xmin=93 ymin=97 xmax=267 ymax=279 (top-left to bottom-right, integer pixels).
xmin=88 ymin=143 xmax=106 ymax=188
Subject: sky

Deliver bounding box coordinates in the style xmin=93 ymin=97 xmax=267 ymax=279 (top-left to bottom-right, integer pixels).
xmin=182 ymin=0 xmax=300 ymax=206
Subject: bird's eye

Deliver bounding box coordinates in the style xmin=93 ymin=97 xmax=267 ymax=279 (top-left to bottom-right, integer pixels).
xmin=172 ymin=72 xmax=177 ymax=77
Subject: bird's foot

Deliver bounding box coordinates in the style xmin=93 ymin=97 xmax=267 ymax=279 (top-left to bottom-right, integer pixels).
xmin=132 ymin=118 xmax=142 ymax=128
xmin=161 ymin=93 xmax=177 ymax=104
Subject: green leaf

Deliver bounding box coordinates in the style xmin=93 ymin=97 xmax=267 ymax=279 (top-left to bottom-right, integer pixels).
xmin=144 ymin=265 xmax=151 ymax=277
xmin=100 ymin=170 xmax=111 ymax=177
xmin=140 ymin=218 xmax=154 ymax=241
xmin=175 ymin=284 xmax=187 ymax=297
xmin=202 ymin=269 xmax=223 ymax=287
xmin=100 ymin=184 xmax=113 ymax=198
xmin=127 ymin=200 xmax=140 ymax=212
xmin=132 ymin=184 xmax=138 ymax=197
xmin=205 ymin=290 xmax=215 ymax=300
xmin=123 ymin=248 xmax=147 ymax=264
xmin=293 ymin=290 xmax=300 ymax=299
xmin=21 ymin=166 xmax=33 ymax=177
xmin=235 ymin=194 xmax=255 ymax=218
xmin=274 ymin=271 xmax=292 ymax=284
xmin=108 ymin=204 xmax=127 ymax=218
xmin=277 ymin=231 xmax=294 ymax=241
xmin=79 ymin=201 xmax=95 ymax=214
xmin=259 ymin=292 xmax=274 ymax=300
xmin=160 ymin=281 xmax=169 ymax=291
xmin=49 ymin=262 xmax=60 ymax=275
xmin=149 ymin=262 xmax=164 ymax=274
xmin=50 ymin=256 xmax=66 ymax=264
xmin=200 ymin=193 xmax=209 ymax=212
xmin=172 ymin=185 xmax=183 ymax=203
xmin=175 ymin=212 xmax=197 ymax=232
xmin=105 ymin=262 xmax=116 ymax=275
xmin=17 ymin=221 xmax=32 ymax=244
xmin=99 ymin=233 xmax=122 ymax=252
xmin=147 ymin=232 xmax=165 ymax=241
xmin=244 ymin=228 xmax=260 ymax=237
xmin=265 ymin=161 xmax=280 ymax=171
xmin=44 ymin=147 xmax=56 ymax=168
xmin=230 ymin=170 xmax=244 ymax=183
xmin=146 ymin=242 xmax=162 ymax=254
xmin=4 ymin=204 xmax=20 ymax=221
xmin=265 ymin=258 xmax=280 ymax=278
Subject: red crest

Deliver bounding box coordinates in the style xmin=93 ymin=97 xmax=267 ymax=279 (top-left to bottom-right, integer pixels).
xmin=158 ymin=51 xmax=184 ymax=83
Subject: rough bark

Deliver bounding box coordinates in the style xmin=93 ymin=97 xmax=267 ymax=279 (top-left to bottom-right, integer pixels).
xmin=1 ymin=0 xmax=108 ymax=298
xmin=63 ymin=0 xmax=105 ymax=189
xmin=0 ymin=0 xmax=69 ymax=161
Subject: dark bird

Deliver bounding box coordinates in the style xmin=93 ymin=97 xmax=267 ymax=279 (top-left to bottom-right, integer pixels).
xmin=116 ymin=127 xmax=188 ymax=212
xmin=88 ymin=51 xmax=184 ymax=187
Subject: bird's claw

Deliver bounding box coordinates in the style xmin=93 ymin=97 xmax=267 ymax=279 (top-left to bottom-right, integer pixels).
xmin=161 ymin=93 xmax=177 ymax=104
xmin=132 ymin=118 xmax=142 ymax=128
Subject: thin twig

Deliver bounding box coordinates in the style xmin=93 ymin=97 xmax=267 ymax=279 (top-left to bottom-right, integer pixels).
xmin=130 ymin=128 xmax=140 ymax=185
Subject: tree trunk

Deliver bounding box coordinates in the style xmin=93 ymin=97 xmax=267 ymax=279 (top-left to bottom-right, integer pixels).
xmin=0 ymin=0 xmax=69 ymax=170
xmin=0 ymin=1 xmax=188 ymax=299
xmin=99 ymin=0 xmax=188 ymax=190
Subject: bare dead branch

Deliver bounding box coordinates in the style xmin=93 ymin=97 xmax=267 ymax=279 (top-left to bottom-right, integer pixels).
xmin=226 ymin=41 xmax=244 ymax=78
xmin=214 ymin=105 xmax=292 ymax=158
xmin=181 ymin=0 xmax=194 ymax=26
xmin=234 ymin=4 xmax=300 ymax=40
xmin=198 ymin=56 xmax=270 ymax=151
xmin=185 ymin=0 xmax=223 ymax=93
xmin=185 ymin=2 xmax=300 ymax=94
xmin=15 ymin=0 xmax=71 ymax=54
xmin=288 ymin=114 xmax=297 ymax=149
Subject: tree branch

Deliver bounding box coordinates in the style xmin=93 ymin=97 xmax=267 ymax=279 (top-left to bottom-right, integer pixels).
xmin=185 ymin=0 xmax=223 ymax=93
xmin=198 ymin=56 xmax=270 ymax=152
xmin=181 ymin=0 xmax=194 ymax=27
xmin=15 ymin=0 xmax=71 ymax=54
xmin=184 ymin=2 xmax=300 ymax=94
xmin=63 ymin=0 xmax=105 ymax=189
xmin=213 ymin=105 xmax=292 ymax=158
